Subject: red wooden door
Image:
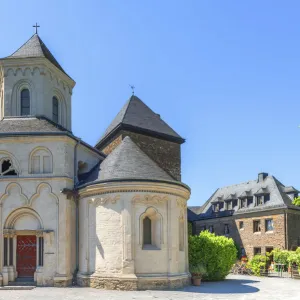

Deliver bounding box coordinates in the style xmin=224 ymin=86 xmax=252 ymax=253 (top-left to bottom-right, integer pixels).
xmin=16 ymin=235 xmax=36 ymax=277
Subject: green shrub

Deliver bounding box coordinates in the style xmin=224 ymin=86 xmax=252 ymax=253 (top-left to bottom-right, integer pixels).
xmin=292 ymin=197 xmax=300 ymax=206
xmin=188 ymin=222 xmax=193 ymax=236
xmin=272 ymin=248 xmax=291 ymax=271
xmin=188 ymin=231 xmax=237 ymax=281
xmin=248 ymin=255 xmax=269 ymax=276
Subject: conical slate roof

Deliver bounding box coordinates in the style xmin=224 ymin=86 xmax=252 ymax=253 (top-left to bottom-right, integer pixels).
xmin=98 ymin=136 xmax=173 ymax=181
xmin=4 ymin=34 xmax=67 ymax=76
xmin=96 ymin=95 xmax=184 ymax=148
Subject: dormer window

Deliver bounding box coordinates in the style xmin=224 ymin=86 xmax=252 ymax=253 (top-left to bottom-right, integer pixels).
xmin=227 ymin=201 xmax=232 ymax=210
xmin=21 ymin=89 xmax=30 ymax=116
xmin=257 ymin=195 xmax=264 ymax=206
xmin=241 ymin=198 xmax=247 ymax=208
xmin=264 ymin=194 xmax=270 ymax=203
xmin=52 ymin=96 xmax=59 ymax=123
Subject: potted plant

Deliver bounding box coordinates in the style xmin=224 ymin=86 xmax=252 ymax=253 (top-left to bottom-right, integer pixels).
xmin=190 ymin=264 xmax=207 ymax=286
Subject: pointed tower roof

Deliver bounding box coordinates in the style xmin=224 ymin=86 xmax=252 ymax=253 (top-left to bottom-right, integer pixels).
xmin=3 ymin=34 xmax=67 ymax=76
xmin=96 ymin=95 xmax=185 ymax=148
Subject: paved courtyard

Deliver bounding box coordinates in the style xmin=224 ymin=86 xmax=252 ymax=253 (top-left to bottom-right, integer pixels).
xmin=0 ymin=275 xmax=299 ymax=300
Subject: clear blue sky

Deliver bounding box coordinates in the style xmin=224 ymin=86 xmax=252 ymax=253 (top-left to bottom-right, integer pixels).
xmin=1 ymin=1 xmax=300 ymax=206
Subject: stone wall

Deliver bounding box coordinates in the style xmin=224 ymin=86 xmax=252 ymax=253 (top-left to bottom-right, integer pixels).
xmin=287 ymin=210 xmax=300 ymax=250
xmin=98 ymin=130 xmax=181 ymax=181
xmin=194 ymin=210 xmax=286 ymax=258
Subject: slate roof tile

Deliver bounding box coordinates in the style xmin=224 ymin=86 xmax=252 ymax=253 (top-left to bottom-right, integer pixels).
xmin=96 ymin=95 xmax=184 ymax=147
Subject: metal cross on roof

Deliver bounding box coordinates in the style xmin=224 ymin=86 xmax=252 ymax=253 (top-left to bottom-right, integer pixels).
xmin=129 ymin=84 xmax=135 ymax=95
xmin=33 ymin=23 xmax=40 ymax=34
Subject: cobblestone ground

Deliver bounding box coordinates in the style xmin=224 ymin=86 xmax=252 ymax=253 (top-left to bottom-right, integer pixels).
xmin=0 ymin=275 xmax=299 ymax=300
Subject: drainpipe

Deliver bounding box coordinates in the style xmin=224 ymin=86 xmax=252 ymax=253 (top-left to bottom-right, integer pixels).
xmin=73 ymin=139 xmax=81 ymax=283
xmin=284 ymin=210 xmax=288 ymax=250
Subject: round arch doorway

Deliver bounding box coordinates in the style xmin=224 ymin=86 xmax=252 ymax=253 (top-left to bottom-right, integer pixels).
xmin=3 ymin=208 xmax=44 ymax=283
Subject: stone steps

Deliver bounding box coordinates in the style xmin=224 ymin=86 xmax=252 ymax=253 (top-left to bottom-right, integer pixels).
xmin=0 ymin=286 xmax=36 ymax=290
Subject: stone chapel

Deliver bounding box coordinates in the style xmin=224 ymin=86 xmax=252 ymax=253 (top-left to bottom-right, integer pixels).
xmin=0 ymin=33 xmax=191 ymax=289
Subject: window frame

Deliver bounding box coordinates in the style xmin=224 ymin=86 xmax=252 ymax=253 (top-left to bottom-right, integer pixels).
xmin=52 ymin=96 xmax=59 ymax=124
xmin=253 ymin=220 xmax=261 ymax=233
xmin=265 ymin=219 xmax=274 ymax=232
xmin=21 ymin=88 xmax=30 ymax=116
xmin=254 ymin=247 xmax=261 ymax=256
xmin=239 ymin=221 xmax=244 ymax=230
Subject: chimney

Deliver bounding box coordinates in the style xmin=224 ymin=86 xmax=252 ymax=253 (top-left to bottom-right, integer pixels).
xmin=258 ymin=172 xmax=268 ymax=182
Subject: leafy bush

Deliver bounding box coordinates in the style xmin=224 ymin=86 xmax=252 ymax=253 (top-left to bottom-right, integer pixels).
xmin=188 ymin=222 xmax=193 ymax=236
xmin=248 ymin=255 xmax=269 ymax=276
xmin=272 ymin=248 xmax=290 ymax=271
xmin=189 ymin=231 xmax=237 ymax=281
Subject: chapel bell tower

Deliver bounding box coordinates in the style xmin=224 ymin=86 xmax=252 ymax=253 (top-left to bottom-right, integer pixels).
xmin=0 ymin=30 xmax=75 ymax=130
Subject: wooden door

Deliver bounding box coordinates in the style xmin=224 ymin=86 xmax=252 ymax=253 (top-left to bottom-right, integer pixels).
xmin=16 ymin=235 xmax=36 ymax=278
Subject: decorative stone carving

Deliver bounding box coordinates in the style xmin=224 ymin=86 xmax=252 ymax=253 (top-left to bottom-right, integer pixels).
xmin=132 ymin=194 xmax=169 ymax=204
xmin=91 ymin=195 xmax=120 ymax=207
xmin=176 ymin=197 xmax=187 ymax=209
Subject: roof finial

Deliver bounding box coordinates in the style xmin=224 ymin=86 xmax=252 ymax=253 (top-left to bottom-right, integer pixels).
xmin=129 ymin=84 xmax=135 ymax=95
xmin=33 ymin=22 xmax=40 ymax=34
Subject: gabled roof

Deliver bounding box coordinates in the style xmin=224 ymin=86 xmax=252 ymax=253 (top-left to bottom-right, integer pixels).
xmin=96 ymin=95 xmax=185 ymax=148
xmin=2 ymin=34 xmax=67 ymax=76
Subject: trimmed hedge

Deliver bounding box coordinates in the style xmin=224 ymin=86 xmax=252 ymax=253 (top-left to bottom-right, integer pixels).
xmin=189 ymin=231 xmax=237 ymax=281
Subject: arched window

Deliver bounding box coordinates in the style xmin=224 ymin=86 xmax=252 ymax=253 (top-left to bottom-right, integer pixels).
xmin=52 ymin=96 xmax=59 ymax=123
xmin=140 ymin=207 xmax=162 ymax=250
xmin=0 ymin=159 xmax=17 ymax=176
xmin=143 ymin=217 xmax=152 ymax=245
xmin=30 ymin=148 xmax=53 ymax=174
xmin=21 ymin=89 xmax=30 ymax=116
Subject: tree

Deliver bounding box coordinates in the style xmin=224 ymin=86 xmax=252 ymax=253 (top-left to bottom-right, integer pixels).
xmin=292 ymin=197 xmax=300 ymax=206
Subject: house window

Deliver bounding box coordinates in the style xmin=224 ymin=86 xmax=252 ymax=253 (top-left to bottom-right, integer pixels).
xmin=219 ymin=202 xmax=224 ymax=210
xmin=239 ymin=221 xmax=244 ymax=230
xmin=264 ymin=194 xmax=270 ymax=203
xmin=213 ymin=204 xmax=219 ymax=212
xmin=30 ymin=148 xmax=53 ymax=174
xmin=253 ymin=220 xmax=261 ymax=232
xmin=254 ymin=247 xmax=261 ymax=256
xmin=227 ymin=201 xmax=232 ymax=210
xmin=233 ymin=199 xmax=238 ymax=207
xmin=21 ymin=89 xmax=30 ymax=115
xmin=247 ymin=197 xmax=253 ymax=206
xmin=224 ymin=224 xmax=230 ymax=235
xmin=52 ymin=96 xmax=59 ymax=123
xmin=265 ymin=219 xmax=274 ymax=231
xmin=0 ymin=159 xmax=17 ymax=176
xmin=208 ymin=225 xmax=214 ymax=233
xmin=257 ymin=195 xmax=264 ymax=206
xmin=241 ymin=198 xmax=247 ymax=208
xmin=200 ymin=225 xmax=206 ymax=232
xmin=143 ymin=217 xmax=152 ymax=245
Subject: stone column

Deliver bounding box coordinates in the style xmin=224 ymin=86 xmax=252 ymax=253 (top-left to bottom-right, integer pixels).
xmin=35 ymin=230 xmax=43 ymax=286
xmin=2 ymin=230 xmax=9 ymax=286
xmin=122 ymin=196 xmax=135 ymax=275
